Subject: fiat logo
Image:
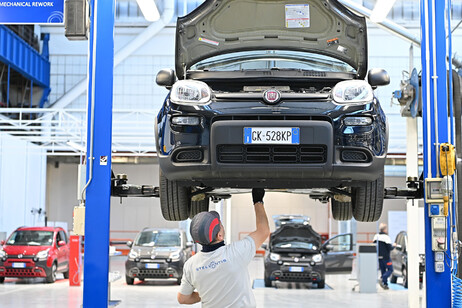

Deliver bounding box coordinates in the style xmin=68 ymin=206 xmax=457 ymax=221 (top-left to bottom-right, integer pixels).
xmin=18 ymin=254 xmax=23 ymax=259
xmin=263 ymin=89 xmax=281 ymax=105
xmin=294 ymin=257 xmax=299 ymax=263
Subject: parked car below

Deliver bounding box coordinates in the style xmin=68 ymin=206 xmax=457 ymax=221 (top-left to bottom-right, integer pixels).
xmin=125 ymin=228 xmax=193 ymax=285
xmin=0 ymin=226 xmax=70 ymax=283
xmin=390 ymin=231 xmax=425 ymax=288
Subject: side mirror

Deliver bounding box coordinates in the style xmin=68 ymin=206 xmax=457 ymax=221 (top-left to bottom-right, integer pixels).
xmin=156 ymin=69 xmax=176 ymax=88
xmin=186 ymin=242 xmax=193 ymax=248
xmin=323 ymin=244 xmax=334 ymax=252
xmin=261 ymin=243 xmax=267 ymax=250
xmin=58 ymin=240 xmax=66 ymax=247
xmin=126 ymin=241 xmax=133 ymax=248
xmin=395 ymin=244 xmax=402 ymax=251
xmin=0 ymin=240 xmax=5 ymax=245
xmin=368 ymin=68 xmax=390 ymax=87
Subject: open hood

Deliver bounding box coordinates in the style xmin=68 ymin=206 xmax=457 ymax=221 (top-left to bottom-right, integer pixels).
xmin=270 ymin=223 xmax=322 ymax=249
xmin=175 ymin=0 xmax=368 ymax=79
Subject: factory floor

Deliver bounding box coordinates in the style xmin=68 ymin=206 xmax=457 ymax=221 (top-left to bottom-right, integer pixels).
xmin=1 ymin=256 xmax=422 ymax=307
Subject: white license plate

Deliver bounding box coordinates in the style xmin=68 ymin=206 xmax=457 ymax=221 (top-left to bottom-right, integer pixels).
xmin=12 ymin=262 xmax=26 ymax=268
xmin=244 ymin=127 xmax=300 ymax=144
xmin=289 ymin=266 xmax=304 ymax=272
xmin=145 ymin=263 xmax=160 ymax=269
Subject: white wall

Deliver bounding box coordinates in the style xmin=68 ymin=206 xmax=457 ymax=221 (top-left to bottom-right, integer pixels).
xmin=0 ymin=133 xmax=47 ymax=237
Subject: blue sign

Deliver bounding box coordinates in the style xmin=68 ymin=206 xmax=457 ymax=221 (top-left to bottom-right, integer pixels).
xmin=0 ymin=1 xmax=64 ymax=23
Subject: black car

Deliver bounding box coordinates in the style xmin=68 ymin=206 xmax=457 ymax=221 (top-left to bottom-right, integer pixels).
xmin=125 ymin=228 xmax=192 ymax=285
xmin=155 ymin=0 xmax=389 ymax=222
xmin=390 ymin=231 xmax=425 ymax=288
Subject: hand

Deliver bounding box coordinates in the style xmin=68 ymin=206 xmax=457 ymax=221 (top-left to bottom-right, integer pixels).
xmin=252 ymin=188 xmax=265 ymax=204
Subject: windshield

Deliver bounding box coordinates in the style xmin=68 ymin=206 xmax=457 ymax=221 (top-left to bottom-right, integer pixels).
xmin=190 ymin=50 xmax=356 ymax=73
xmin=134 ymin=230 xmax=181 ymax=247
xmin=273 ymin=241 xmax=317 ymax=250
xmin=6 ymin=231 xmax=54 ymax=246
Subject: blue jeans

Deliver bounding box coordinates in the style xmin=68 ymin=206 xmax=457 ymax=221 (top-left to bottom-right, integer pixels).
xmin=379 ymin=259 xmax=393 ymax=285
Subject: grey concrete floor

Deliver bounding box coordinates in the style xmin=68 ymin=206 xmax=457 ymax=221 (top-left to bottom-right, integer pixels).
xmin=0 ymin=256 xmax=420 ymax=307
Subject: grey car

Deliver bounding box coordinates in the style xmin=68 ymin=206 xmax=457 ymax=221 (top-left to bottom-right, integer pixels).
xmin=125 ymin=228 xmax=193 ymax=285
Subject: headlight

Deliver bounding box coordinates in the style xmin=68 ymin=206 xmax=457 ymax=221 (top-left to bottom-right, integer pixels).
xmin=36 ymin=249 xmax=49 ymax=260
xmin=312 ymin=254 xmax=323 ymax=263
xmin=333 ymin=80 xmax=373 ymax=104
xmin=128 ymin=250 xmax=139 ymax=259
xmin=269 ymin=253 xmax=281 ymax=261
xmin=169 ymin=251 xmax=181 ymax=261
xmin=170 ymin=80 xmax=211 ymax=105
xmin=343 ymin=116 xmax=373 ymax=126
xmin=0 ymin=250 xmax=6 ymax=258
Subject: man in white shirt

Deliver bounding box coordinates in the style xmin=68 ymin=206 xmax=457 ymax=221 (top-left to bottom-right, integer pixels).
xmin=177 ymin=188 xmax=270 ymax=307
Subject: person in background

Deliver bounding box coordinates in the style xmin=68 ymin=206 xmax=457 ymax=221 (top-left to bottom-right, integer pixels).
xmin=373 ymin=223 xmax=396 ymax=290
xmin=177 ymin=188 xmax=270 ymax=307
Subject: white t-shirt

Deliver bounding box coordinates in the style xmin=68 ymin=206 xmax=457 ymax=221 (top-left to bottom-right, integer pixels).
xmin=179 ymin=236 xmax=256 ymax=308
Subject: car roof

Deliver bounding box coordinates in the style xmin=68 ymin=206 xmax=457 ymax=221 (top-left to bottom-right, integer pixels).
xmin=15 ymin=226 xmax=61 ymax=232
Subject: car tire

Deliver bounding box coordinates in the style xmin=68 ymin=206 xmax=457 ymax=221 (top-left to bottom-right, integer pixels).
xmin=190 ymin=196 xmax=209 ymax=219
xmin=264 ymin=274 xmax=272 ymax=288
xmin=46 ymin=263 xmax=57 ymax=283
xmin=403 ymin=267 xmax=408 ymax=288
xmin=352 ymin=173 xmax=384 ymax=222
xmin=126 ymin=275 xmax=135 ymax=285
xmin=390 ymin=274 xmax=397 ymax=283
xmin=0 ymin=277 xmax=4 ymax=283
xmin=159 ymin=171 xmax=191 ymax=221
xmin=331 ymin=199 xmax=352 ymax=221
xmin=317 ymin=280 xmax=325 ymax=289
xmin=63 ymin=268 xmax=70 ymax=279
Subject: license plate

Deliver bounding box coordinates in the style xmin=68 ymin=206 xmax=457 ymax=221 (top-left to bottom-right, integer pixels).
xmin=289 ymin=266 xmax=304 ymax=272
xmin=145 ymin=263 xmax=160 ymax=269
xmin=244 ymin=127 xmax=300 ymax=144
xmin=12 ymin=262 xmax=26 ymax=268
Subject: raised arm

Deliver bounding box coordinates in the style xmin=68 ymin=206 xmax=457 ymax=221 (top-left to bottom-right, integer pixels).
xmin=248 ymin=188 xmax=270 ymax=248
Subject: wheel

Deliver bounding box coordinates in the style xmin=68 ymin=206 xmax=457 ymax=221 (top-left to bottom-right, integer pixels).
xmin=264 ymin=274 xmax=272 ymax=288
xmin=189 ymin=195 xmax=209 ymax=219
xmin=0 ymin=277 xmax=4 ymax=283
xmin=63 ymin=268 xmax=69 ymax=279
xmin=331 ymin=199 xmax=352 ymax=221
xmin=125 ymin=275 xmax=135 ymax=285
xmin=390 ymin=274 xmax=397 ymax=283
xmin=352 ymin=173 xmax=384 ymax=222
xmin=159 ymin=171 xmax=191 ymax=221
xmin=317 ymin=280 xmax=325 ymax=289
xmin=403 ymin=267 xmax=408 ymax=288
xmin=46 ymin=263 xmax=57 ymax=283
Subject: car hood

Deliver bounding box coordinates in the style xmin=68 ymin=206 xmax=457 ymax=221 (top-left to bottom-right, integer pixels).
xmin=132 ymin=246 xmax=180 ymax=258
xmin=2 ymin=245 xmax=51 ymax=255
xmin=270 ymin=224 xmax=322 ymax=249
xmin=175 ymin=0 xmax=367 ymax=79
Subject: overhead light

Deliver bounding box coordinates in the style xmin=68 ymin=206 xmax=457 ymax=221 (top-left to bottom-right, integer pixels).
xmin=370 ymin=0 xmax=397 ymax=23
xmin=67 ymin=141 xmax=86 ymax=152
xmin=136 ymin=0 xmax=160 ymax=21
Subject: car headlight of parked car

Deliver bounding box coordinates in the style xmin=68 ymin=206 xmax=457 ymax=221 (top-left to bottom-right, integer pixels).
xmin=0 ymin=250 xmax=6 ymax=259
xmin=269 ymin=253 xmax=281 ymax=262
xmin=170 ymin=80 xmax=211 ymax=105
xmin=332 ymin=80 xmax=373 ymax=104
xmin=128 ymin=250 xmax=139 ymax=260
xmin=36 ymin=249 xmax=50 ymax=261
xmin=312 ymin=254 xmax=323 ymax=263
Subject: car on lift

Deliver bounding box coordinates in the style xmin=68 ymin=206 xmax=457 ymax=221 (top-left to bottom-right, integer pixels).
xmin=390 ymin=231 xmax=425 ymax=288
xmin=0 ymin=226 xmax=70 ymax=283
xmin=125 ymin=228 xmax=193 ymax=285
xmin=155 ymin=0 xmax=389 ymax=222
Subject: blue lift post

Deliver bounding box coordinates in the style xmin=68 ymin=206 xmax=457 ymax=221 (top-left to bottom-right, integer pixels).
xmin=420 ymin=0 xmax=452 ymax=306
xmin=82 ymin=0 xmax=115 ymax=307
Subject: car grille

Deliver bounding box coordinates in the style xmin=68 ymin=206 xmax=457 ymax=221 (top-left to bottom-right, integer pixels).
xmin=217 ymin=145 xmax=327 ymax=164
xmin=138 ymin=269 xmax=169 ymax=278
xmin=212 ymin=115 xmax=332 ymax=123
xmin=341 ymin=150 xmax=370 ymax=162
xmin=3 ymin=268 xmax=42 ymax=277
xmin=281 ymin=272 xmax=313 ymax=280
xmin=173 ymin=149 xmax=203 ymax=162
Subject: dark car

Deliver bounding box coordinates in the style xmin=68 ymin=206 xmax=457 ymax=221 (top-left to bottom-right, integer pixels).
xmin=390 ymin=231 xmax=425 ymax=288
xmin=155 ymin=0 xmax=389 ymax=222
xmin=0 ymin=226 xmax=70 ymax=283
xmin=125 ymin=228 xmax=192 ymax=285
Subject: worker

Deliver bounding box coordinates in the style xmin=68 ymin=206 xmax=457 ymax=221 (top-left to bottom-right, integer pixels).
xmin=373 ymin=223 xmax=396 ymax=290
xmin=177 ymin=188 xmax=270 ymax=307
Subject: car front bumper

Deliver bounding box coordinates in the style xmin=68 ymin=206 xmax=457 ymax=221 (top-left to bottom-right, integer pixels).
xmin=0 ymin=259 xmax=51 ymax=278
xmin=125 ymin=259 xmax=183 ymax=280
xmin=265 ymin=260 xmax=326 ymax=283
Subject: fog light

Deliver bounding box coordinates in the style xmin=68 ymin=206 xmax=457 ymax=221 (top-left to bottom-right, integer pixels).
xmin=343 ymin=117 xmax=372 ymax=126
xmin=310 ymin=261 xmax=316 ymax=266
xmin=135 ymin=258 xmax=140 ymax=262
xmin=33 ymin=257 xmax=38 ymax=262
xmin=172 ymin=116 xmax=200 ymax=126
xmin=277 ymin=260 xmax=283 ymax=265
xmin=166 ymin=258 xmax=172 ymax=263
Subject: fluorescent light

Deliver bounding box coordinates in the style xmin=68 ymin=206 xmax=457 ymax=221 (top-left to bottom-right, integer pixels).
xmin=370 ymin=0 xmax=397 ymax=23
xmin=136 ymin=0 xmax=160 ymax=21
